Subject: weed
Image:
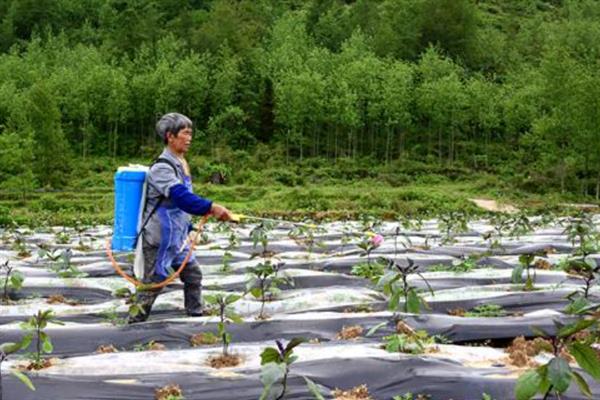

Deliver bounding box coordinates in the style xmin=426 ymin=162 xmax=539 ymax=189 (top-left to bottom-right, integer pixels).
xmin=351 ymin=260 xmax=385 ymax=285
xmin=464 ymin=304 xmax=507 ymax=318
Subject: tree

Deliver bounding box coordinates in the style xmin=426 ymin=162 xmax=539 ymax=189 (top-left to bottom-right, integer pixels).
xmin=26 ymin=83 xmax=72 ymax=188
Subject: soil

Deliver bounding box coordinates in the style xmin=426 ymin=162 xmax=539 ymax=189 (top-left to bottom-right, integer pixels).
xmin=25 ymin=358 xmax=56 ymax=370
xmin=251 ymin=250 xmax=277 ymax=259
xmin=396 ymin=320 xmax=417 ymax=336
xmin=469 ymin=198 xmax=519 ymax=213
xmin=332 ymin=384 xmax=373 ymax=400
xmin=534 ymin=259 xmax=552 ymax=270
xmin=96 ymin=344 xmax=118 ymax=353
xmin=336 ymin=325 xmax=363 ymax=340
xmin=148 ymin=342 xmax=167 ymax=351
xmin=190 ymin=332 xmax=219 ymax=346
xmin=155 ymin=383 xmax=183 ymax=400
xmin=447 ymin=308 xmax=466 ymax=317
xmin=47 ymin=294 xmax=79 ymax=305
xmin=342 ymin=305 xmax=373 ymax=313
xmin=505 ymin=336 xmax=551 ymax=367
xmin=207 ymin=353 xmax=242 ymax=369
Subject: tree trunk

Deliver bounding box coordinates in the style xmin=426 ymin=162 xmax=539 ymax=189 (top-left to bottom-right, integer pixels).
xmin=596 ymin=171 xmax=600 ymax=200
xmin=398 ymin=128 xmax=404 ymax=161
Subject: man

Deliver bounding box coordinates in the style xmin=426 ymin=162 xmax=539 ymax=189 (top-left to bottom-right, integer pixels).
xmin=129 ymin=112 xmax=232 ymax=323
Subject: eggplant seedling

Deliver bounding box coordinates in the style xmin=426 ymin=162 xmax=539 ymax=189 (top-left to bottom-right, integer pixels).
xmin=438 ymin=211 xmax=469 ymax=245
xmin=250 ymin=222 xmax=274 ymax=257
xmin=203 ymin=293 xmax=243 ymax=357
xmin=1 ymin=260 xmax=24 ymax=304
xmin=392 ymin=226 xmax=412 ymax=258
xmin=507 ymin=213 xmax=534 ymax=239
xmin=287 ymin=223 xmax=324 ymax=257
xmin=10 ymin=233 xmax=31 ymax=258
xmin=511 ymin=253 xmax=538 ymax=291
xmin=55 ymin=229 xmax=71 ymax=245
xmin=259 ymin=337 xmax=307 ymax=400
xmin=246 ymin=261 xmax=290 ymax=319
xmin=564 ymin=257 xmax=600 ymax=315
xmin=377 ymin=258 xmax=434 ymax=314
xmin=48 ymin=249 xmax=87 ymax=278
xmin=19 ymin=309 xmax=64 ymax=370
xmin=514 ymin=318 xmax=600 ymax=400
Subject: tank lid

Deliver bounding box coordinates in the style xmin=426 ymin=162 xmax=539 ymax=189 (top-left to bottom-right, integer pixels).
xmin=117 ymin=164 xmax=149 ymax=173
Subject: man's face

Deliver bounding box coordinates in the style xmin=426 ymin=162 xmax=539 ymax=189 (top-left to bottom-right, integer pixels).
xmin=167 ymin=127 xmax=192 ymax=154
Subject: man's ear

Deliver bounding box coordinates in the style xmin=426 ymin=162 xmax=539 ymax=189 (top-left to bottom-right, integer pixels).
xmin=166 ymin=131 xmax=174 ymax=142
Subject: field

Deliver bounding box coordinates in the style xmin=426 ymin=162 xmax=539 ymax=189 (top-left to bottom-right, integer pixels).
xmin=1 ymin=213 xmax=600 ymax=399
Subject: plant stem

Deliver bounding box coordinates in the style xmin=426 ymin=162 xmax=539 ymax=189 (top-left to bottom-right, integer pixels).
xmin=260 ymin=278 xmax=266 ymax=319
xmin=275 ymin=367 xmax=289 ymax=400
xmin=220 ymin=303 xmax=227 ymax=356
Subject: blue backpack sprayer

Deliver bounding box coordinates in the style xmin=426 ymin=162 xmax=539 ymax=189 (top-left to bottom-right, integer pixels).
xmin=106 ymin=165 xmax=318 ymax=288
xmin=106 ymin=164 xmax=208 ymax=289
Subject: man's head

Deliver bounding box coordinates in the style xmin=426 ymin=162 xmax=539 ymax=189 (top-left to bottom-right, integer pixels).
xmin=156 ymin=113 xmax=193 ymax=154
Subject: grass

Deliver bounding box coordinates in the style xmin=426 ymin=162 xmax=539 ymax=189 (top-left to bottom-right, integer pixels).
xmin=1 ymin=158 xmax=595 ymax=227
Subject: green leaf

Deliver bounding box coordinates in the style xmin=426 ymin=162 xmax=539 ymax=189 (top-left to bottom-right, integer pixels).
xmin=250 ymin=287 xmax=263 ymax=298
xmin=547 ymin=357 xmax=572 ymax=393
xmin=11 ymin=370 xmax=35 ymax=391
xmin=406 ymin=290 xmax=421 ymax=313
xmin=304 ymin=377 xmax=326 ymax=400
xmin=564 ymin=296 xmax=590 ymax=315
xmin=203 ymin=294 xmax=217 ymax=305
xmin=366 ymin=322 xmax=387 ymax=337
xmin=42 ymin=338 xmax=53 ymax=354
xmin=226 ymin=312 xmax=243 ymax=324
xmin=572 ymin=370 xmax=593 ymax=398
xmin=515 ymin=370 xmax=541 ymax=400
xmin=20 ymin=334 xmax=33 ymax=350
xmin=537 ymin=364 xmax=551 ymax=395
xmin=511 ymin=265 xmax=524 ymax=284
xmin=557 ymin=318 xmax=597 ymax=338
xmin=260 ymin=362 xmax=286 ymax=392
xmin=284 ymin=337 xmax=307 ymax=355
xmin=260 ymin=347 xmax=282 ymax=365
xmin=569 ymin=342 xmax=600 ymax=381
xmin=225 ymin=294 xmax=241 ymax=305
xmin=388 ymin=290 xmax=401 ymax=311
xmin=245 ymin=277 xmax=258 ymax=292
xmin=0 ymin=342 xmax=22 ymax=354
xmin=529 ymin=326 xmax=550 ymax=338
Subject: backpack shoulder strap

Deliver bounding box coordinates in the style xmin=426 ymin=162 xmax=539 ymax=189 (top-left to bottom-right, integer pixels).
xmin=153 ymin=157 xmax=179 ymax=179
xmin=133 ymin=157 xmax=180 ymax=248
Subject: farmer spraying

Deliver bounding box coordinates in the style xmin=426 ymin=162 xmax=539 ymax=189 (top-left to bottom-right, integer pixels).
xmin=128 ymin=112 xmax=233 ymax=323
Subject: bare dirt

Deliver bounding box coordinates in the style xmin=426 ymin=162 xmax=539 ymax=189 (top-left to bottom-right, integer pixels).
xmin=207 ymin=353 xmax=242 ymax=369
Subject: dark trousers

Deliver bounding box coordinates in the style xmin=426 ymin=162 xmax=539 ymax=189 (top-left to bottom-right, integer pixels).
xmin=129 ymin=241 xmax=203 ymax=323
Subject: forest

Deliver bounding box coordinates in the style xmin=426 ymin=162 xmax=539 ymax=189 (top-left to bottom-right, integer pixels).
xmin=0 ymin=0 xmax=599 ymax=224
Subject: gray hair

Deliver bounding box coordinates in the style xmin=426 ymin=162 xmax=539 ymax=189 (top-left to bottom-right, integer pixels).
xmin=156 ymin=113 xmax=193 ymax=144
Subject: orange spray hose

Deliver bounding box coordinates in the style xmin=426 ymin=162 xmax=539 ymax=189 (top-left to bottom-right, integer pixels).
xmin=106 ymin=214 xmax=210 ymax=290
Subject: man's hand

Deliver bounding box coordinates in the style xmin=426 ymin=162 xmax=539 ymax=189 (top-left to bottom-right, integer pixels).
xmin=210 ymin=203 xmax=233 ymax=221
